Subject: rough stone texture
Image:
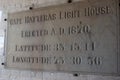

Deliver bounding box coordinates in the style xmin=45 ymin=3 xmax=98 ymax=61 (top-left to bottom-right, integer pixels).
xmin=0 ymin=0 xmax=120 ymax=80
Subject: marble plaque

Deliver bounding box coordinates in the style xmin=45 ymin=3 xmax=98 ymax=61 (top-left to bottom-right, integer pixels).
xmin=5 ymin=0 xmax=120 ymax=76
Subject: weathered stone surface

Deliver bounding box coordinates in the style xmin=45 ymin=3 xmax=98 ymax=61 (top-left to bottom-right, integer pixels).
xmin=5 ymin=0 xmax=120 ymax=76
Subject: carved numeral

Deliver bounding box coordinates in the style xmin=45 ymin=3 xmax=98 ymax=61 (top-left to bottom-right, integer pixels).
xmin=87 ymin=56 xmax=102 ymax=65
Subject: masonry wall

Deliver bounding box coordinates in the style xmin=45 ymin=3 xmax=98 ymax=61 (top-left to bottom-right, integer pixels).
xmin=0 ymin=0 xmax=120 ymax=80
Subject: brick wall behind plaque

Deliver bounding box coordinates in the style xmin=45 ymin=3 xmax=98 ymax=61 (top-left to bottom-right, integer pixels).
xmin=0 ymin=0 xmax=120 ymax=80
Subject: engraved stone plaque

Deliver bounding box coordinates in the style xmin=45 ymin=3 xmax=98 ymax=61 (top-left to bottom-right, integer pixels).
xmin=5 ymin=0 xmax=120 ymax=76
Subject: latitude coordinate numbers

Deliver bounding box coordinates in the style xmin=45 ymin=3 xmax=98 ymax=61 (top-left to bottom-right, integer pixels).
xmin=15 ymin=42 xmax=95 ymax=52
